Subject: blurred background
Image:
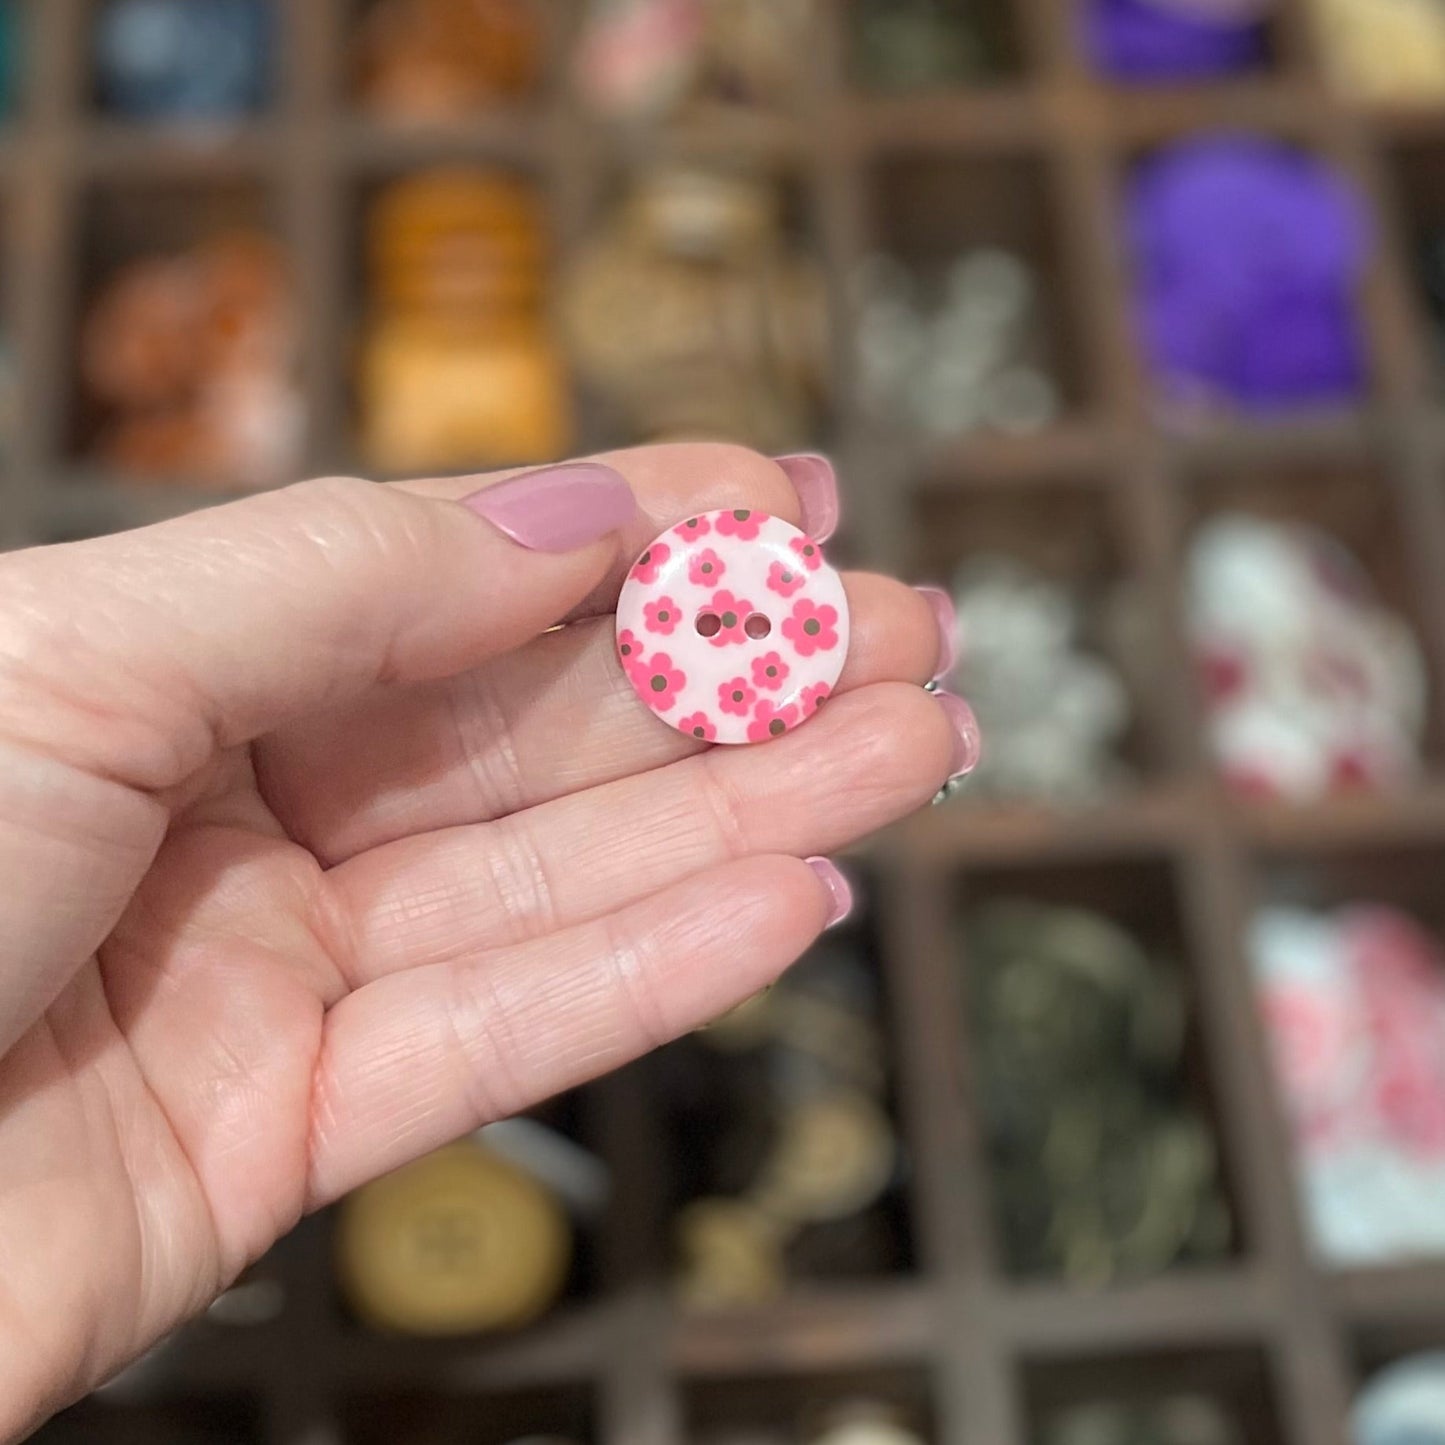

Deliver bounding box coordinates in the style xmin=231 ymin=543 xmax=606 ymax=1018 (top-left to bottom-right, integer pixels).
xmin=6 ymin=1 xmax=1445 ymax=1443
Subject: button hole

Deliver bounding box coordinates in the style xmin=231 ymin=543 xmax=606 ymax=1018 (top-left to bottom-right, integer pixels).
xmin=695 ymin=611 xmax=722 ymax=638
xmin=744 ymin=613 xmax=772 ymax=640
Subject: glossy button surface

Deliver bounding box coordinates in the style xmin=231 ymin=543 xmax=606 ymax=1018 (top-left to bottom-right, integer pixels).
xmin=616 ymin=508 xmax=850 ymax=745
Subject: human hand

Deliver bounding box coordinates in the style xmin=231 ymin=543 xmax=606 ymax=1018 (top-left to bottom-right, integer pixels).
xmin=0 ymin=446 xmax=975 ymax=1439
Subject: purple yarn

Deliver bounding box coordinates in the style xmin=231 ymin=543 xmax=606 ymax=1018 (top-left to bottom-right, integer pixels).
xmin=1129 ymin=137 xmax=1371 ymax=300
xmin=1086 ymin=0 xmax=1267 ymax=81
xmin=1128 ymin=136 xmax=1373 ymax=410
xmin=1141 ymin=281 xmax=1367 ymax=407
xmin=1231 ymin=291 xmax=1368 ymax=404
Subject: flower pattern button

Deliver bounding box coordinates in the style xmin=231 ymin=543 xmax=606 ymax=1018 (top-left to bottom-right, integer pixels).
xmin=617 ymin=509 xmax=850 ymax=745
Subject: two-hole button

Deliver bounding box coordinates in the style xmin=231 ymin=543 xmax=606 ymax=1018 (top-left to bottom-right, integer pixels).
xmin=696 ymin=610 xmax=772 ymax=639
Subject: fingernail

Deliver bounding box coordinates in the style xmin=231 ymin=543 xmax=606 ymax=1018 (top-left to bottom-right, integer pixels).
xmin=916 ymin=585 xmax=958 ymax=683
xmin=774 ymin=454 xmax=840 ymax=543
xmin=460 ymin=462 xmax=637 ymax=552
xmin=806 ymin=856 xmax=854 ymax=930
xmin=935 ymin=690 xmax=982 ymax=781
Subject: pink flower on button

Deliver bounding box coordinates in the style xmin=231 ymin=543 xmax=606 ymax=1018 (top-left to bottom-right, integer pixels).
xmin=716 ymin=508 xmax=763 ymax=540
xmin=767 ymin=560 xmax=806 ymax=598
xmin=800 ymin=682 xmax=831 ymax=716
xmin=678 ymin=712 xmax=717 ymax=742
xmin=704 ymin=590 xmax=753 ymax=648
xmin=642 ymin=596 xmax=681 ymax=635
xmin=718 ymin=678 xmax=756 ymax=716
xmin=616 ymin=628 xmax=642 ymax=665
xmin=789 ymin=535 xmax=824 ymax=572
xmin=751 ymin=651 xmax=790 ymax=691
xmin=782 ymin=597 xmax=840 ymax=657
xmin=748 ymin=699 xmax=799 ymax=742
xmin=631 ymin=541 xmax=671 ymax=585
xmin=638 ymin=653 xmax=686 ymax=711
xmin=688 ymin=548 xmax=726 ymax=586
xmin=617 ymin=509 xmax=851 ymax=745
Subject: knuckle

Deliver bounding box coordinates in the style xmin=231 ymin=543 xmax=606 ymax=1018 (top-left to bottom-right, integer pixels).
xmin=693 ymin=441 xmax=791 ymax=509
xmin=696 ymin=749 xmax=754 ymax=860
xmin=481 ymin=815 xmax=560 ymax=941
xmin=453 ymin=669 xmax=529 ymax=820
xmin=300 ymin=472 xmax=429 ymax=542
xmin=281 ymin=476 xmax=409 ymax=563
xmin=630 ymin=440 xmax=793 ymax=515
xmin=443 ymin=961 xmax=528 ymax=1124
xmin=599 ymin=914 xmax=675 ymax=1053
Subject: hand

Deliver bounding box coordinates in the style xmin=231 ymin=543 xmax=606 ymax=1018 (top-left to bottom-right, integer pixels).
xmin=0 ymin=445 xmax=972 ymax=1438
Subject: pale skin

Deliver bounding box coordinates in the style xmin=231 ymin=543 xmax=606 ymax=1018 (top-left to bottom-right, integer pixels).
xmin=0 ymin=445 xmax=958 ymax=1441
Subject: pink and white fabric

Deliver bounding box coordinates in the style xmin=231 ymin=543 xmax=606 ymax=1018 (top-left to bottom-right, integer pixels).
xmin=615 ymin=508 xmax=850 ymax=745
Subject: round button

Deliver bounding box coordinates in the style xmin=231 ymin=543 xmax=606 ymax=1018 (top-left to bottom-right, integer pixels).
xmin=336 ymin=1142 xmax=571 ymax=1335
xmin=616 ymin=508 xmax=850 ymax=745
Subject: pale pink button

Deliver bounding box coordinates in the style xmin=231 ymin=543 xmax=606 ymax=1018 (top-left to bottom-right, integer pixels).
xmin=616 ymin=508 xmax=850 ymax=745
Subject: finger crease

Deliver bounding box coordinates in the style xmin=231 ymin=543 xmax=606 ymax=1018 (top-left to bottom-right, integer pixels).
xmin=695 ymin=749 xmax=754 ymax=863
xmin=489 ymin=814 xmax=560 ymax=941
xmin=305 ymin=871 xmax=368 ymax=999
xmin=598 ymin=913 xmax=672 ymax=1054
xmin=453 ymin=670 xmax=527 ymax=820
xmin=444 ymin=960 xmax=529 ymax=1126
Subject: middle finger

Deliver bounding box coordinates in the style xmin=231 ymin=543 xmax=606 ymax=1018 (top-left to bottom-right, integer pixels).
xmin=257 ymin=573 xmax=948 ymax=864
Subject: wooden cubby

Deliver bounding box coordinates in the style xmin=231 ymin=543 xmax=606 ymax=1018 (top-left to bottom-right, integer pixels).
xmin=1023 ymin=1345 xmax=1287 ymax=1445
xmin=10 ymin=1 xmax=1445 ymax=1443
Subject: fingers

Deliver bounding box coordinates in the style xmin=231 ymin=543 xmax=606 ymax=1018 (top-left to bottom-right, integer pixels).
xmin=324 ymin=682 xmax=958 ymax=985
xmin=305 ymin=853 xmax=840 ymax=1206
xmin=261 ymin=575 xmax=945 ymax=864
xmin=0 ymin=464 xmax=639 ymax=795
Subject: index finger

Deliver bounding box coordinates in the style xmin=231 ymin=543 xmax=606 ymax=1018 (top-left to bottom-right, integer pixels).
xmin=401 ymin=442 xmax=818 ymax=622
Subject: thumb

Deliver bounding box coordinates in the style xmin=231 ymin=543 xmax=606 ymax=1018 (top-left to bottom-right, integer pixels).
xmin=0 ymin=461 xmax=637 ymax=794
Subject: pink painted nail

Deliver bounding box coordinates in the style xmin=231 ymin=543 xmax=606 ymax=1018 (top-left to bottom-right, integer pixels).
xmin=774 ymin=454 xmax=840 ymax=543
xmin=806 ymin=856 xmax=854 ymax=929
xmin=916 ymin=585 xmax=958 ymax=683
xmin=461 ymin=462 xmax=637 ymax=552
xmin=935 ymin=691 xmax=982 ymax=781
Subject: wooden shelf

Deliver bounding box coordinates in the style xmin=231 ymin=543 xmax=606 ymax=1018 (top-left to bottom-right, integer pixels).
xmin=1238 ymin=785 xmax=1445 ymax=852
xmin=1330 ymin=1262 xmax=1445 ymax=1328
xmin=74 ymin=119 xmax=284 ymax=176
xmin=10 ymin=0 xmax=1445 ymax=1442
xmin=995 ymin=1270 xmax=1277 ymax=1354
xmin=849 ymin=88 xmax=1050 ymax=153
xmin=912 ymin=419 xmax=1122 ymax=488
xmin=892 ymin=788 xmax=1198 ymax=866
xmin=1162 ymin=410 xmax=1384 ymax=468
xmin=337 ymin=112 xmax=551 ymax=170
xmin=671 ymin=1283 xmax=937 ymax=1376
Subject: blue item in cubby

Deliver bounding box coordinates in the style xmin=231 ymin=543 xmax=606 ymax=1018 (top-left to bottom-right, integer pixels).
xmin=0 ymin=0 xmax=18 ymax=119
xmin=1128 ymin=135 xmax=1373 ymax=411
xmin=94 ymin=0 xmax=273 ymax=120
